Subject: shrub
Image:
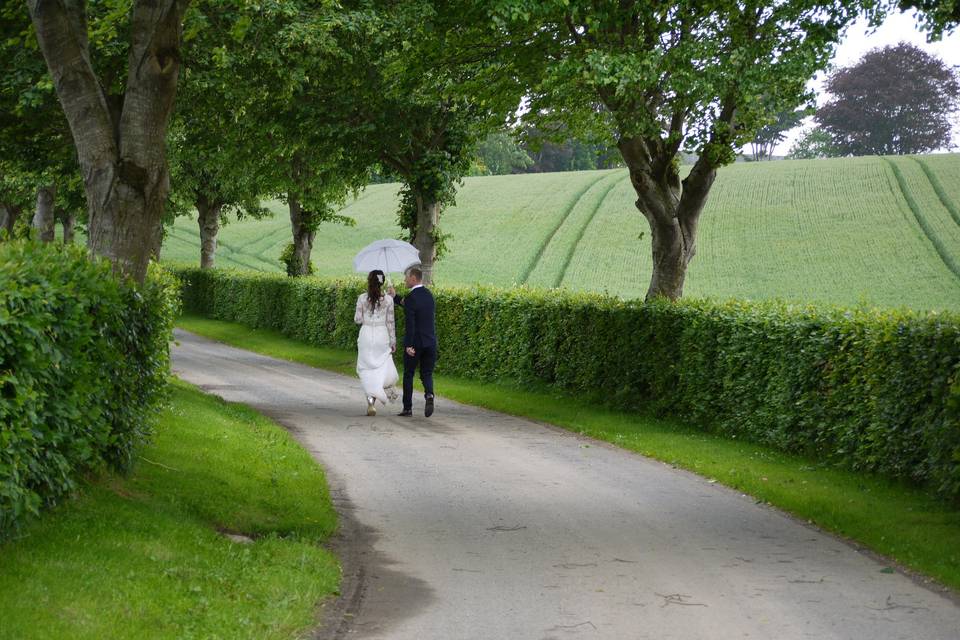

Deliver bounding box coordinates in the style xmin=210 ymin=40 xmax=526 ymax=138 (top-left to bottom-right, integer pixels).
xmin=173 ymin=267 xmax=960 ymax=501
xmin=0 ymin=242 xmax=179 ymax=535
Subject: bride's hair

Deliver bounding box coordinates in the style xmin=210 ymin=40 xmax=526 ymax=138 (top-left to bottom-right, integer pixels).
xmin=367 ymin=270 xmax=385 ymax=311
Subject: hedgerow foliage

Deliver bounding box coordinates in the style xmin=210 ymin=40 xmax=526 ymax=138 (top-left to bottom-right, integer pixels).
xmin=175 ymin=267 xmax=960 ymax=500
xmin=1 ymin=242 xmax=179 ymax=535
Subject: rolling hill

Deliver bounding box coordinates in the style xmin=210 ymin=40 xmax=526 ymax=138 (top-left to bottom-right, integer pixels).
xmin=162 ymin=154 xmax=960 ymax=311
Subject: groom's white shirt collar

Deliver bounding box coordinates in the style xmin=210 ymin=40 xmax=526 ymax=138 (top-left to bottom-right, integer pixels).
xmin=410 ymin=284 xmax=424 ymax=291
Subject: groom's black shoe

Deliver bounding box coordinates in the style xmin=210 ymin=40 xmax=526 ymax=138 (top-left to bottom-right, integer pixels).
xmin=424 ymin=394 xmax=435 ymax=417
xmin=397 ymin=409 xmax=413 ymax=417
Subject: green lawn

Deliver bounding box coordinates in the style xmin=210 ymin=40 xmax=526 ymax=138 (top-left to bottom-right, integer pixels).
xmin=162 ymin=154 xmax=960 ymax=311
xmin=0 ymin=381 xmax=339 ymax=640
xmin=176 ymin=313 xmax=960 ymax=594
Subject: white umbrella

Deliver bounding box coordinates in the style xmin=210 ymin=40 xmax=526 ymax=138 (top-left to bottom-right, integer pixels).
xmin=353 ymin=239 xmax=421 ymax=275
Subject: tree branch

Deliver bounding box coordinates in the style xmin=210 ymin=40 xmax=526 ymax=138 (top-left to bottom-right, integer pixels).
xmin=618 ymin=135 xmax=679 ymax=226
xmin=380 ymin=151 xmax=411 ymax=175
xmin=119 ymin=0 xmax=191 ymax=188
xmin=27 ymin=0 xmax=117 ymax=174
xmin=665 ymin=103 xmax=686 ymax=158
xmin=675 ymin=91 xmax=737 ymax=263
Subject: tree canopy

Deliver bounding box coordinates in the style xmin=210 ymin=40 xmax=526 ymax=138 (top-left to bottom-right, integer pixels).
xmin=749 ymin=108 xmax=811 ymax=161
xmin=7 ymin=0 xmax=959 ymax=296
xmin=488 ymin=0 xmax=867 ymax=299
xmin=179 ymin=0 xmax=368 ymax=275
xmin=896 ymin=0 xmax=960 ymax=38
xmin=0 ymin=2 xmax=83 ymax=238
xmin=787 ymin=127 xmax=839 ymax=159
xmin=167 ymin=0 xmax=280 ymax=269
xmin=326 ymin=0 xmax=524 ymax=283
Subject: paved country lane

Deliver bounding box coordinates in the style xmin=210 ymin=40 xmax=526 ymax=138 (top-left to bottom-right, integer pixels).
xmin=172 ymin=329 xmax=960 ymax=640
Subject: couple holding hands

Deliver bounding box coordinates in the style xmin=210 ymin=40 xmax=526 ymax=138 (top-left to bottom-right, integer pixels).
xmin=353 ymin=266 xmax=437 ymax=417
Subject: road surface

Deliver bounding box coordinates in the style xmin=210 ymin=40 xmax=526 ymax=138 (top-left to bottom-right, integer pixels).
xmin=171 ymin=330 xmax=960 ymax=640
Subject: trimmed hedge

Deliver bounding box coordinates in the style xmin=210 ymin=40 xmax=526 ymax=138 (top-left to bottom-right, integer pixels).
xmin=1 ymin=242 xmax=179 ymax=534
xmin=174 ymin=267 xmax=960 ymax=501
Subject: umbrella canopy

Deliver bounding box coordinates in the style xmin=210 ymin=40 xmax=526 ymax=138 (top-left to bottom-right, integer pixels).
xmin=353 ymin=239 xmax=421 ymax=274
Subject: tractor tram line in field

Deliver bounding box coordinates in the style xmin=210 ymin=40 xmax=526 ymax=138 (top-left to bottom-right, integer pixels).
xmin=237 ymin=190 xmax=380 ymax=262
xmin=167 ymin=224 xmax=281 ymax=272
xmin=161 ymin=156 xmax=960 ymax=311
xmin=232 ymin=221 xmax=294 ymax=260
xmin=177 ymin=189 xmax=384 ymax=273
xmin=249 ymin=225 xmax=299 ymax=267
xmin=227 ymin=240 xmax=285 ymax=272
xmin=164 ymin=227 xmax=261 ymax=271
xmin=914 ymin=157 xmax=960 ymax=228
xmin=554 ymin=172 xmax=631 ymax=288
xmin=516 ymin=170 xmax=614 ymax=285
xmin=217 ymin=235 xmax=283 ymax=272
xmin=884 ymin=157 xmax=960 ymax=282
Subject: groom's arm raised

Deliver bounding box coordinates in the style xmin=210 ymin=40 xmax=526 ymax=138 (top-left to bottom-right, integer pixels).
xmin=388 ymin=285 xmax=403 ymax=307
xmin=386 ymin=296 xmax=397 ymax=352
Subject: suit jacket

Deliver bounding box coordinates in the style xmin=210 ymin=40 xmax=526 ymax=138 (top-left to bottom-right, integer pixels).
xmin=395 ymin=286 xmax=437 ymax=349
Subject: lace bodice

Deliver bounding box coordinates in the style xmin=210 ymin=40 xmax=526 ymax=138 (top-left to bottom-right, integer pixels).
xmin=355 ymin=293 xmax=396 ymax=346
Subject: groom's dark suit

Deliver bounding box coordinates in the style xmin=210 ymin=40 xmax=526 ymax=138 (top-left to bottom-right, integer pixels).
xmin=394 ymin=285 xmax=437 ymax=413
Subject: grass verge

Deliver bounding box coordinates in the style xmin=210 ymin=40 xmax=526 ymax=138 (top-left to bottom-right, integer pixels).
xmin=176 ymin=313 xmax=960 ymax=593
xmin=0 ymin=380 xmax=339 ymax=640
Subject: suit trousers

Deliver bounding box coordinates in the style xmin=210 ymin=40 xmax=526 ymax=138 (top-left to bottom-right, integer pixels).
xmin=402 ymin=346 xmax=437 ymax=410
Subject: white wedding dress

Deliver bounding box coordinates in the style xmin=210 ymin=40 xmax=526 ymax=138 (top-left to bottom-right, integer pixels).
xmin=355 ymin=293 xmax=399 ymax=405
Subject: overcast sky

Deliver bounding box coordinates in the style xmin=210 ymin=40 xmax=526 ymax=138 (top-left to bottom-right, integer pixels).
xmin=773 ymin=10 xmax=960 ymax=155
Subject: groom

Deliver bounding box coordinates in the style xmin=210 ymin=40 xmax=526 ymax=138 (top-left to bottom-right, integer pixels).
xmin=389 ymin=266 xmax=437 ymax=417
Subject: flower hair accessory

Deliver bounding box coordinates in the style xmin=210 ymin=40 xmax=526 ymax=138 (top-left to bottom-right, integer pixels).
xmin=377 ymin=273 xmax=385 ymax=284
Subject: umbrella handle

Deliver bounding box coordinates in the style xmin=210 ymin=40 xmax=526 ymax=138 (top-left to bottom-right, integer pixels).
xmin=386 ymin=275 xmax=393 ymax=289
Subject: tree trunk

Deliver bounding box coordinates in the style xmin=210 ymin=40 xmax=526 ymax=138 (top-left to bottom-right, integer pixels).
xmin=32 ymin=185 xmax=57 ymax=242
xmin=288 ymin=196 xmax=315 ymax=276
xmin=150 ymin=223 xmax=164 ymax=261
xmin=411 ymin=190 xmax=440 ymax=285
xmin=84 ymin=165 xmax=170 ymax=280
xmin=196 ymin=195 xmax=221 ymax=269
xmin=618 ymin=136 xmax=716 ymax=301
xmin=27 ymin=0 xmax=190 ymax=283
xmin=61 ymin=209 xmax=76 ymax=244
xmin=0 ymin=204 xmax=22 ymax=237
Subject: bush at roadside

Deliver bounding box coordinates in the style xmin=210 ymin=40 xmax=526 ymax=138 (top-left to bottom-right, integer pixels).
xmin=174 ymin=267 xmax=960 ymax=501
xmin=1 ymin=242 xmax=179 ymax=535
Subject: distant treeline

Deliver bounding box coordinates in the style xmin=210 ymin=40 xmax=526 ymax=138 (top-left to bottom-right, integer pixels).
xmin=370 ymin=128 xmax=624 ymax=182
xmin=471 ymin=128 xmax=623 ymax=175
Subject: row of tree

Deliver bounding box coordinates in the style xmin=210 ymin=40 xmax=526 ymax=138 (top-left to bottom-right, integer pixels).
xmin=472 ymin=128 xmax=622 ymax=175
xmin=2 ymin=0 xmax=957 ymax=299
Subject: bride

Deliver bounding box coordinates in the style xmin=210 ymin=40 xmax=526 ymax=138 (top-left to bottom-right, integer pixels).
xmin=354 ymin=270 xmax=399 ymax=415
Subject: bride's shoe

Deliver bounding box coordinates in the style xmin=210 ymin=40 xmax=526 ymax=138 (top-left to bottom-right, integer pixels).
xmin=366 ymin=396 xmax=377 ymax=416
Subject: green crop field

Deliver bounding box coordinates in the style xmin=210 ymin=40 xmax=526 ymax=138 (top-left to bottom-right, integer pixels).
xmin=162 ymin=154 xmax=960 ymax=311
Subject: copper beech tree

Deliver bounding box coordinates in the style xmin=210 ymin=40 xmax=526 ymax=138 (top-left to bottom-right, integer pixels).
xmin=816 ymin=43 xmax=960 ymax=156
